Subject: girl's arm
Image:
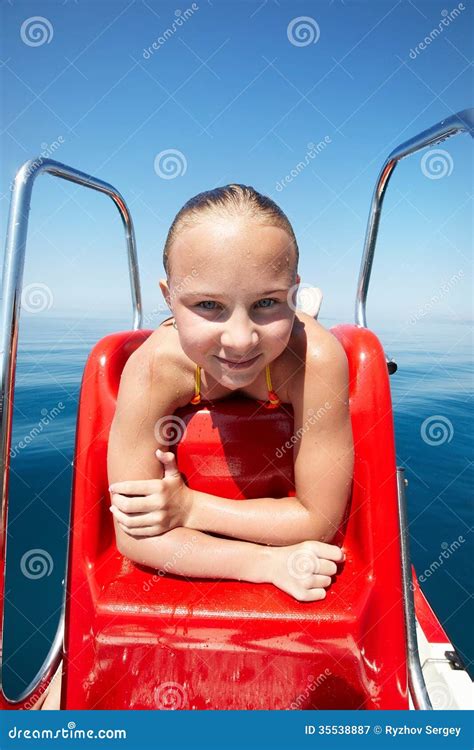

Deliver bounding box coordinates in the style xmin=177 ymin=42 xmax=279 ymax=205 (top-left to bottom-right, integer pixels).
xmin=115 ymin=525 xmax=344 ymax=603
xmin=115 ymin=524 xmax=271 ymax=583
xmin=108 ymin=342 xmax=344 ymax=601
xmin=111 ymin=333 xmax=352 ymax=548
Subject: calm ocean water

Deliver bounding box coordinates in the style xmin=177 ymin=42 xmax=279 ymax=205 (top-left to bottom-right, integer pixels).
xmin=2 ymin=314 xmax=473 ymax=700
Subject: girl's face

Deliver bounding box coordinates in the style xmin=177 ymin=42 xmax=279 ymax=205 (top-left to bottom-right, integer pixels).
xmin=159 ymin=216 xmax=300 ymax=390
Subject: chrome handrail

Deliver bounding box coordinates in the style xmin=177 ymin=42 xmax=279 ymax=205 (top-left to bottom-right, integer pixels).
xmin=355 ymin=107 xmax=474 ymax=371
xmin=0 ymin=158 xmax=142 ymax=705
xmin=397 ymin=467 xmax=432 ymax=710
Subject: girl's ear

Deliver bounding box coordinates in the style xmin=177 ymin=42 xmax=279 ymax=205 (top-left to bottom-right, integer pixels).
xmin=159 ymin=278 xmax=172 ymax=309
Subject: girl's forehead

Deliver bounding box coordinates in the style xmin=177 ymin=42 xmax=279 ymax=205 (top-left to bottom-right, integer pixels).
xmin=178 ymin=217 xmax=291 ymax=247
xmin=170 ymin=218 xmax=295 ymax=274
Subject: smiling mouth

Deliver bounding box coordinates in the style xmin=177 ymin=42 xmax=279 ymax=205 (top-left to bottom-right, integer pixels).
xmin=215 ymin=354 xmax=261 ymax=367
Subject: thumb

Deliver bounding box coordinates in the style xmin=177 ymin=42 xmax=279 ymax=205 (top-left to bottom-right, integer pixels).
xmin=156 ymin=448 xmax=181 ymax=479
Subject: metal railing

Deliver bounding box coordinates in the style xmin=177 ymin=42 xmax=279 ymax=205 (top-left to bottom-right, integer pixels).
xmin=397 ymin=468 xmax=432 ymax=710
xmin=356 ymin=110 xmax=474 ymax=708
xmin=355 ymin=107 xmax=474 ymax=374
xmin=0 ymin=158 xmax=142 ymax=704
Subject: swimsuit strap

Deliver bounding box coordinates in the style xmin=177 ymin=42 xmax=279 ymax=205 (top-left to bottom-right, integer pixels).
xmin=190 ymin=364 xmax=202 ymax=404
xmin=264 ymin=363 xmax=282 ymax=409
xmin=189 ymin=363 xmax=281 ymax=408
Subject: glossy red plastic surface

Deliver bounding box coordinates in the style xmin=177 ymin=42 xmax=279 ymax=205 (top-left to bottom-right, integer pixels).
xmin=61 ymin=324 xmax=410 ymax=710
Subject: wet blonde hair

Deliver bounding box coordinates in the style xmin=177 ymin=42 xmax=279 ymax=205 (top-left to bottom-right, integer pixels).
xmin=163 ymin=184 xmax=299 ymax=278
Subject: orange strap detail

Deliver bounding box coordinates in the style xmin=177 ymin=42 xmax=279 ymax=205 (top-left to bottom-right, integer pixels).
xmin=190 ymin=363 xmax=281 ymax=407
xmin=265 ymin=364 xmax=281 ymax=408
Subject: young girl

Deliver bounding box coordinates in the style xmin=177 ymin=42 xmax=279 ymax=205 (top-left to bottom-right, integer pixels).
xmin=39 ymin=184 xmax=353 ymax=710
xmin=108 ymin=184 xmax=353 ymax=600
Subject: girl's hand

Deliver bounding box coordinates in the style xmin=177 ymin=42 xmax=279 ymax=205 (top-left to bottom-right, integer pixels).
xmin=109 ymin=450 xmax=193 ymax=537
xmin=267 ymin=540 xmax=345 ymax=602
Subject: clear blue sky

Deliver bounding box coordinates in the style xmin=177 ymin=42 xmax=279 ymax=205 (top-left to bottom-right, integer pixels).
xmin=0 ymin=0 xmax=472 ymax=327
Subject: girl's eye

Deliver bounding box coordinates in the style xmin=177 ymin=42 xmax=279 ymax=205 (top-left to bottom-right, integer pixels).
xmin=196 ymin=298 xmax=279 ymax=311
xmin=256 ymin=298 xmax=278 ymax=308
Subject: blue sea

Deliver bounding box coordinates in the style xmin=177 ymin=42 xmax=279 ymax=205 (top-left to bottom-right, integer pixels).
xmin=2 ymin=314 xmax=473 ymax=701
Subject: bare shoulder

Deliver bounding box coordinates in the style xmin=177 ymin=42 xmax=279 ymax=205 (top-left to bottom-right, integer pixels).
xmin=287 ymin=313 xmax=349 ymax=403
xmin=118 ymin=323 xmax=196 ymax=412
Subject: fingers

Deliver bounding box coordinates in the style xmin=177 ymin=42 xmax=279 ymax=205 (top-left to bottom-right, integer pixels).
xmin=111 ymin=493 xmax=159 ymax=514
xmin=314 ymin=541 xmax=345 ymax=562
xmin=109 ymin=480 xmax=160 ymax=496
xmin=117 ymin=521 xmax=163 ymax=538
xmin=318 ymin=559 xmax=338 ymax=576
xmin=110 ymin=505 xmax=161 ymax=528
xmin=308 ymin=574 xmax=332 ymax=588
xmin=297 ymin=588 xmax=327 ymax=602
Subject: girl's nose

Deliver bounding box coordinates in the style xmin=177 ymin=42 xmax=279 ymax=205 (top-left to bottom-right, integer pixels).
xmin=220 ymin=319 xmax=259 ymax=353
